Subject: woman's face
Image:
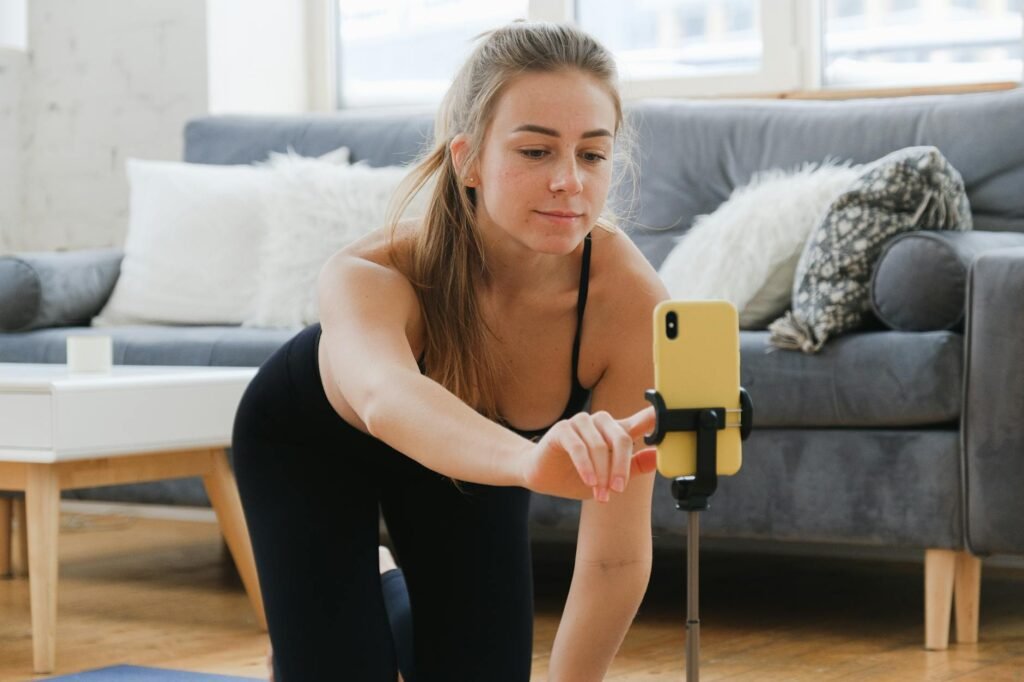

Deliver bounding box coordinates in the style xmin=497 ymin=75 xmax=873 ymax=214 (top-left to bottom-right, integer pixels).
xmin=462 ymin=69 xmax=618 ymax=256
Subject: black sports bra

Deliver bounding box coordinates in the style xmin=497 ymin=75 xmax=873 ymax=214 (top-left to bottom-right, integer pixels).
xmin=419 ymin=233 xmax=593 ymax=441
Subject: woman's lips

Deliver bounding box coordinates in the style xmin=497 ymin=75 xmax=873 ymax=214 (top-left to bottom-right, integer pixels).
xmin=536 ymin=210 xmax=583 ymax=223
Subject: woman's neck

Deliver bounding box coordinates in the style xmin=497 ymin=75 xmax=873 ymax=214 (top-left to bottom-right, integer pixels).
xmin=474 ymin=222 xmax=584 ymax=298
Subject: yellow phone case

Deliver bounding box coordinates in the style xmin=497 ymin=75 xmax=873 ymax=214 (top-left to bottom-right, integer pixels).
xmin=653 ymin=300 xmax=742 ymax=478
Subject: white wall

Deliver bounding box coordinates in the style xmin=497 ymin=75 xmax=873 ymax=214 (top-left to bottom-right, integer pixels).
xmin=13 ymin=0 xmax=208 ymax=251
xmin=207 ymin=0 xmax=307 ymax=114
xmin=0 ymin=47 xmax=25 ymax=253
xmin=3 ymin=0 xmax=310 ymax=252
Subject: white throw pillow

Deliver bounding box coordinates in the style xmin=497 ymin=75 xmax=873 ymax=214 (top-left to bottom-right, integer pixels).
xmin=94 ymin=159 xmax=278 ymax=326
xmin=243 ymin=153 xmax=431 ymax=329
xmin=657 ymin=162 xmax=860 ymax=329
xmin=94 ymin=147 xmax=350 ymax=327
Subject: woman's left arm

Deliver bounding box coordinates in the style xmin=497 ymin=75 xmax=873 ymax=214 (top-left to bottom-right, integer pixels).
xmin=547 ymin=249 xmax=668 ymax=681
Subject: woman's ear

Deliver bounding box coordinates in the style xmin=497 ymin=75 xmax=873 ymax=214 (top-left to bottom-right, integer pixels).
xmin=449 ymin=134 xmax=478 ymax=187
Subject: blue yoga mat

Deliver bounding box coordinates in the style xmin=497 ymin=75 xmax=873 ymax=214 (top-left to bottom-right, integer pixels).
xmin=42 ymin=666 xmax=260 ymax=681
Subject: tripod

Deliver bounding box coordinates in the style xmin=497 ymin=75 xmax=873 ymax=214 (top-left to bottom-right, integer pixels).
xmin=644 ymin=388 xmax=753 ymax=682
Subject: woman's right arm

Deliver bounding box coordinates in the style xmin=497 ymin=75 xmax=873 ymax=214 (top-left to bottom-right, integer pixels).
xmin=317 ymin=252 xmax=656 ymax=498
xmin=317 ymin=252 xmax=531 ymax=488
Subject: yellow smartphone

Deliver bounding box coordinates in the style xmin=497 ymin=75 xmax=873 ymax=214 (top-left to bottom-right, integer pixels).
xmin=652 ymin=300 xmax=743 ymax=478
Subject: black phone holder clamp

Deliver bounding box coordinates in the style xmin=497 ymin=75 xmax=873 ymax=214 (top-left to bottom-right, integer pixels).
xmin=644 ymin=388 xmax=754 ymax=512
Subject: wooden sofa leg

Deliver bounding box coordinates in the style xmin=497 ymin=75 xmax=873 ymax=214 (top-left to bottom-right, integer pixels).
xmin=954 ymin=551 xmax=982 ymax=644
xmin=925 ymin=548 xmax=956 ymax=650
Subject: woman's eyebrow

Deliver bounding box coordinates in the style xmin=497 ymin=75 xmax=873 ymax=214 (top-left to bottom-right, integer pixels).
xmin=511 ymin=123 xmax=612 ymax=139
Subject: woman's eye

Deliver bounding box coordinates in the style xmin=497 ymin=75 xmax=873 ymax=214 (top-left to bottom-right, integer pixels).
xmin=520 ymin=149 xmax=548 ymax=159
xmin=581 ymin=151 xmax=608 ymax=163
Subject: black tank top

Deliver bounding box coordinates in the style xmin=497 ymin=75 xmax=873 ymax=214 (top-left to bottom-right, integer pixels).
xmin=419 ymin=233 xmax=593 ymax=441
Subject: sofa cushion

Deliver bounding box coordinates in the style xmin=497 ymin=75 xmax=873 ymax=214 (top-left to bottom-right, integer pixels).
xmin=871 ymin=230 xmax=1024 ymax=331
xmin=0 ymin=325 xmax=296 ymax=366
xmin=184 ymin=111 xmax=435 ymax=168
xmin=183 ymin=90 xmax=1024 ymax=278
xmin=619 ymin=89 xmax=1024 ymax=268
xmin=0 ymin=325 xmax=961 ymax=428
xmin=0 ymin=249 xmax=123 ymax=332
xmin=741 ymin=329 xmax=961 ymax=427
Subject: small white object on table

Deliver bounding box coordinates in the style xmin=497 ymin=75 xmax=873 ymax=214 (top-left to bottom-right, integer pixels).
xmin=0 ymin=362 xmax=265 ymax=674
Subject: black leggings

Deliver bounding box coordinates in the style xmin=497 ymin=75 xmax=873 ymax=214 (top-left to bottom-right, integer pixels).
xmin=232 ymin=324 xmax=534 ymax=682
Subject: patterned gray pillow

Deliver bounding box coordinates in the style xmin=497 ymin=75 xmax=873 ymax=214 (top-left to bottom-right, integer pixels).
xmin=769 ymin=146 xmax=972 ymax=353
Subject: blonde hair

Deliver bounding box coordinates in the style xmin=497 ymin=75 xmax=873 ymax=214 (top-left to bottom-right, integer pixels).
xmin=387 ymin=21 xmax=632 ymax=421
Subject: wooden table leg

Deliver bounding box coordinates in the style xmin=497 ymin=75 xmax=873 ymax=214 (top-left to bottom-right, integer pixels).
xmin=203 ymin=448 xmax=267 ymax=630
xmin=13 ymin=496 xmax=29 ymax=577
xmin=0 ymin=496 xmax=11 ymax=578
xmin=26 ymin=464 xmax=60 ymax=674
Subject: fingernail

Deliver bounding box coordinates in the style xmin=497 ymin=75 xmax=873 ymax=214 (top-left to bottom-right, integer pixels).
xmin=592 ymin=486 xmax=600 ymax=500
xmin=611 ymin=476 xmax=625 ymax=493
xmin=598 ymin=488 xmax=610 ymax=503
xmin=585 ymin=472 xmax=597 ymax=487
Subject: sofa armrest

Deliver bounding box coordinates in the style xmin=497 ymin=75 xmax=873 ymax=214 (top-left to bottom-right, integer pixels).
xmin=963 ymin=246 xmax=1024 ymax=556
xmin=0 ymin=248 xmax=124 ymax=332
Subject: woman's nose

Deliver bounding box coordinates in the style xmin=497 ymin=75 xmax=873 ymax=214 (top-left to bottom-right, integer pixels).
xmin=549 ymin=159 xmax=583 ymax=194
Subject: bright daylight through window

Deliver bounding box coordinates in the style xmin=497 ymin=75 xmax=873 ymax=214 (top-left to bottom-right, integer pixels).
xmin=335 ymin=0 xmax=1023 ymax=107
xmin=336 ymin=0 xmax=526 ymax=107
xmin=823 ymin=0 xmax=1023 ymax=88
xmin=576 ymin=0 xmax=763 ymax=80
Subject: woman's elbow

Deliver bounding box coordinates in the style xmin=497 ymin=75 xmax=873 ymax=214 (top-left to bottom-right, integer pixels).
xmin=353 ymin=379 xmax=391 ymax=439
xmin=354 ymin=371 xmax=417 ymax=440
xmin=579 ymin=553 xmax=653 ymax=583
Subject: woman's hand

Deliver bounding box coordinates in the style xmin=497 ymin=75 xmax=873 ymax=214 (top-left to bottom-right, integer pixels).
xmin=520 ymin=406 xmax=657 ymax=502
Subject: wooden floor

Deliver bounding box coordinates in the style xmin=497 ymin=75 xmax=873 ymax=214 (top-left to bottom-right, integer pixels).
xmin=1 ymin=512 xmax=1023 ymax=681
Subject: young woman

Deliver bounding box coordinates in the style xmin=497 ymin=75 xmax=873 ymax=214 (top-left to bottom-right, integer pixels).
xmin=233 ymin=21 xmax=668 ymax=682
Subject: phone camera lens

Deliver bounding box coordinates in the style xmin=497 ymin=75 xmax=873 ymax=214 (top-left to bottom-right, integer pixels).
xmin=666 ymin=311 xmax=678 ymax=340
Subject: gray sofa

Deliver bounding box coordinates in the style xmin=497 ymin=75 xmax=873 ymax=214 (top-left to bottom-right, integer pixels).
xmin=3 ymin=88 xmax=1024 ymax=648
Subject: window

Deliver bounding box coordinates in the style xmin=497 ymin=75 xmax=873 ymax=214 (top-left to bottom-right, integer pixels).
xmin=336 ymin=0 xmax=525 ymax=108
xmin=823 ymin=0 xmax=1023 ymax=88
xmin=331 ymin=0 xmax=1023 ymax=108
xmin=889 ymin=0 xmax=918 ymax=11
xmin=576 ymin=0 xmax=763 ymax=80
xmin=835 ymin=0 xmax=864 ymax=17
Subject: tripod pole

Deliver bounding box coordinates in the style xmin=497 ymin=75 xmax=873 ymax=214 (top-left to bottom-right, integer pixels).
xmin=687 ymin=510 xmax=700 ymax=682
xmin=646 ymin=391 xmax=754 ymax=682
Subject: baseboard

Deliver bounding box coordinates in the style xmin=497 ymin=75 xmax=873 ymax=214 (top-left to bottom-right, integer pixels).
xmin=60 ymin=499 xmax=217 ymax=523
xmin=57 ymin=500 xmax=1024 ymax=572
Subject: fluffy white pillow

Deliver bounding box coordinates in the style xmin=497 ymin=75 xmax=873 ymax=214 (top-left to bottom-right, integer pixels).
xmin=94 ymin=159 xmax=278 ymax=326
xmin=243 ymin=153 xmax=431 ymax=329
xmin=658 ymin=162 xmax=860 ymax=329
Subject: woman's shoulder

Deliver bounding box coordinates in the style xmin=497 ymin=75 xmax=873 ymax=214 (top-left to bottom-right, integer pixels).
xmin=317 ymin=220 xmax=425 ymax=343
xmin=588 ymin=225 xmax=666 ymax=303
xmin=317 ymin=219 xmax=423 ymax=314
xmin=339 ymin=218 xmax=420 ymax=274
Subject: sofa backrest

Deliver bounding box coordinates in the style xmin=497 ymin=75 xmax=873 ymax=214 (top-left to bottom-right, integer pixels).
xmin=185 ymin=88 xmax=1024 ymax=268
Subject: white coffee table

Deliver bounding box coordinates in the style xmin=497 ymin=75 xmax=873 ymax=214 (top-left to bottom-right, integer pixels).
xmin=0 ymin=362 xmax=266 ymax=673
